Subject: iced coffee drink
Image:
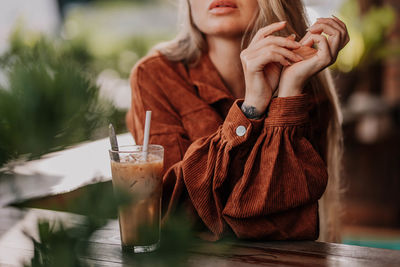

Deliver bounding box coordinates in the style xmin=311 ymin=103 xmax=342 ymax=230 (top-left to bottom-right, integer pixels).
xmin=109 ymin=145 xmax=164 ymax=253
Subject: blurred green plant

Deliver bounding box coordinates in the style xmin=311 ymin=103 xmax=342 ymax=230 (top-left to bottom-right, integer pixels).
xmin=23 ymin=182 xmax=126 ymax=267
xmin=21 ymin=182 xmax=217 ymax=267
xmin=61 ymin=0 xmax=174 ymax=78
xmin=334 ymin=0 xmax=397 ymax=72
xmin=0 ymin=19 xmax=170 ymax=167
xmin=26 ymin=221 xmax=86 ymax=267
xmin=0 ymin=31 xmax=121 ymax=167
xmin=88 ymin=35 xmax=167 ymax=78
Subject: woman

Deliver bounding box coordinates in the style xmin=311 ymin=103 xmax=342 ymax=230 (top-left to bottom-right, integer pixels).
xmin=126 ymin=0 xmax=349 ymax=242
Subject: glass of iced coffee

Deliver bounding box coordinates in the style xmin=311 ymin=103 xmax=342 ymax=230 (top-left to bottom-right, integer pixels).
xmin=109 ymin=145 xmax=164 ymax=253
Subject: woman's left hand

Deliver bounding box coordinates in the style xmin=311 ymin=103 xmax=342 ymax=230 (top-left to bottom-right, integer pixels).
xmin=277 ymin=16 xmax=350 ymax=97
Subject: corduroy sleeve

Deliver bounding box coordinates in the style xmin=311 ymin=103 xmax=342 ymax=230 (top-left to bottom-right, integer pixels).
xmin=163 ymin=93 xmax=328 ymax=241
xmin=128 ymin=59 xmax=328 ymax=242
xmin=221 ymin=93 xmax=328 ymax=240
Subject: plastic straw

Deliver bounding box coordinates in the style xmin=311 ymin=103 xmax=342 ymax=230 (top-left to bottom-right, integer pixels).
xmin=142 ymin=111 xmax=152 ymax=160
xmin=108 ymin=124 xmax=120 ymax=162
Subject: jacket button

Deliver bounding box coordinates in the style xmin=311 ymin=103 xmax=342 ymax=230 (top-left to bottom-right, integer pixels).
xmin=236 ymin=125 xmax=247 ymax=137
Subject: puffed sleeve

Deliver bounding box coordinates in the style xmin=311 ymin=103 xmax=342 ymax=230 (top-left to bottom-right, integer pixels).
xmin=163 ymin=94 xmax=328 ymax=241
xmin=127 ymin=61 xmax=328 ymax=241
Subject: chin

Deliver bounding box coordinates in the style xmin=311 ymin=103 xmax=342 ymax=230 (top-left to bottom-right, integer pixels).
xmin=203 ymin=20 xmax=246 ymax=38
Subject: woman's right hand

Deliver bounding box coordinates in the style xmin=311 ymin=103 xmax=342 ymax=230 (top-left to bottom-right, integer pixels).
xmin=240 ymin=21 xmax=303 ymax=117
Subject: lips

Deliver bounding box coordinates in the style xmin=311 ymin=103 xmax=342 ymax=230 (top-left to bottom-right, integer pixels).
xmin=209 ymin=0 xmax=238 ymax=10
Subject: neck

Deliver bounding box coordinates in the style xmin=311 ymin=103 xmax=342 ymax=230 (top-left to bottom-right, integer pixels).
xmin=207 ymin=35 xmax=245 ymax=99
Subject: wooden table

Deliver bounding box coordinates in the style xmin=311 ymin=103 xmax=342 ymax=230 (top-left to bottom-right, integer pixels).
xmin=1 ymin=206 xmax=400 ymax=267
xmin=1 ymin=137 xmax=400 ymax=266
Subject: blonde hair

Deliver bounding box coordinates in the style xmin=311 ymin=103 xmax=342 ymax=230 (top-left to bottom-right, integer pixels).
xmin=155 ymin=0 xmax=344 ymax=243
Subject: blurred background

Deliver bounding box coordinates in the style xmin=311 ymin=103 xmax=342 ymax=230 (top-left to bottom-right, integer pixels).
xmin=0 ymin=0 xmax=399 ymax=254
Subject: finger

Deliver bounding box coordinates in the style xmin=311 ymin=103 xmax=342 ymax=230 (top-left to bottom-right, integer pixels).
xmin=249 ymin=46 xmax=301 ymax=69
xmin=309 ymin=23 xmax=340 ymax=37
xmin=269 ymin=45 xmax=304 ymax=62
xmin=252 ymin=35 xmax=301 ymax=51
xmin=314 ymin=18 xmax=347 ymax=48
xmin=305 ymin=34 xmax=330 ymax=52
xmin=287 ymin=34 xmax=296 ymax=41
xmin=303 ymin=34 xmax=332 ymax=65
xmin=293 ymin=46 xmax=318 ymax=60
xmin=250 ymin=21 xmax=287 ymax=45
xmin=332 ymin=15 xmax=348 ymax=32
xmin=302 ymin=36 xmax=314 ymax=47
xmin=332 ymin=15 xmax=350 ymax=45
xmin=310 ymin=21 xmax=343 ymax=42
xmin=315 ymin=18 xmax=349 ymax=50
xmin=248 ymin=52 xmax=290 ymax=72
xmin=308 ymin=23 xmax=341 ymax=55
xmin=262 ymin=53 xmax=291 ymax=67
xmin=300 ymin=30 xmax=313 ymax=46
xmin=315 ymin=18 xmax=343 ymax=34
xmin=248 ymin=43 xmax=303 ymax=63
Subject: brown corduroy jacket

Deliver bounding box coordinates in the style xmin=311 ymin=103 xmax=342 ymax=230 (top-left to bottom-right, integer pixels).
xmin=126 ymin=51 xmax=330 ymax=241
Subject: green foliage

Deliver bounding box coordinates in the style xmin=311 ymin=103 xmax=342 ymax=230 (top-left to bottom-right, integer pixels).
xmin=0 ymin=22 xmax=167 ymax=166
xmin=22 ymin=182 xmax=209 ymax=267
xmin=335 ymin=0 xmax=397 ymax=72
xmin=89 ymin=35 xmax=166 ymax=78
xmin=26 ymin=221 xmax=86 ymax=267
xmin=61 ymin=1 xmax=174 ymax=78
xmin=23 ymin=182 xmax=121 ymax=267
xmin=0 ymin=34 xmax=119 ymax=166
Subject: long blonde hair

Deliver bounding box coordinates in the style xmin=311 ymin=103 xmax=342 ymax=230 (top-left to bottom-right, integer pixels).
xmin=155 ymin=0 xmax=344 ymax=243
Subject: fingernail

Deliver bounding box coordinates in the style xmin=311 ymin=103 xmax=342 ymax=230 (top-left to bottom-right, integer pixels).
xmin=280 ymin=21 xmax=287 ymax=24
xmin=288 ymin=34 xmax=296 ymax=41
xmin=302 ymin=38 xmax=312 ymax=45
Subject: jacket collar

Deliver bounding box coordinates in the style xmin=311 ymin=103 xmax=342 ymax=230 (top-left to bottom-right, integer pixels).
xmin=188 ymin=53 xmax=235 ymax=105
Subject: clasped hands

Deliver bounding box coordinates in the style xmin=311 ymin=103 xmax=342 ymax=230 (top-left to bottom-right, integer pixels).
xmin=241 ymin=16 xmax=350 ymax=116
